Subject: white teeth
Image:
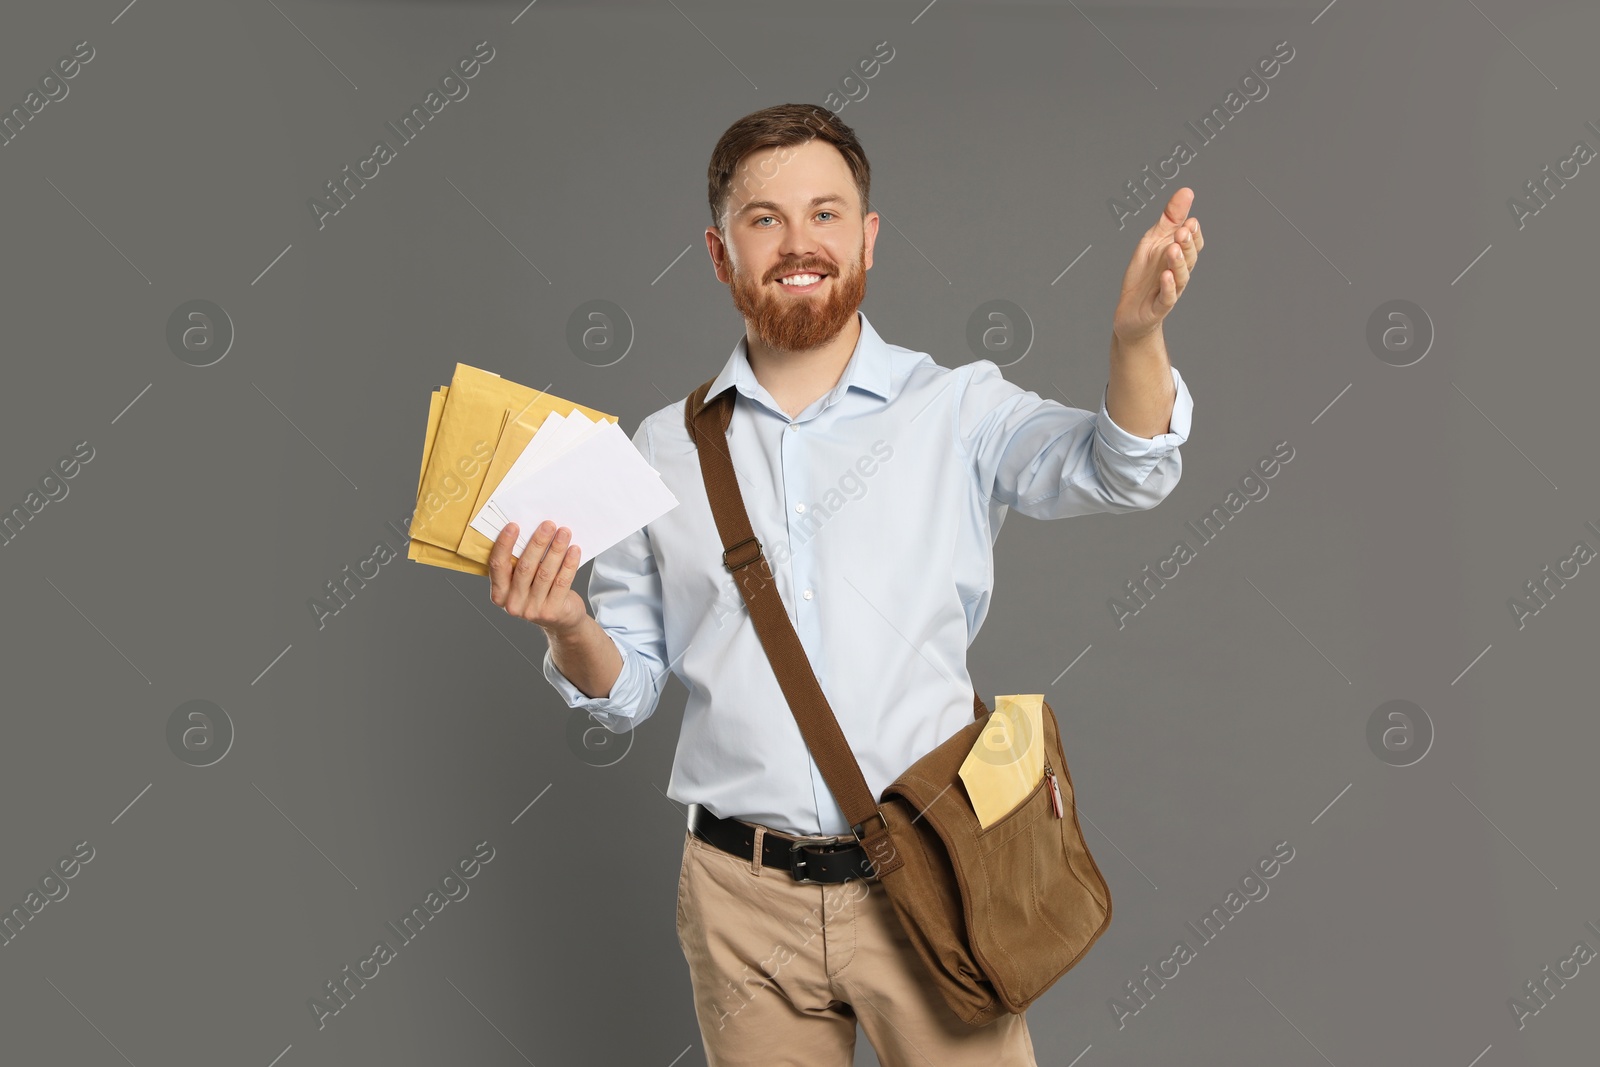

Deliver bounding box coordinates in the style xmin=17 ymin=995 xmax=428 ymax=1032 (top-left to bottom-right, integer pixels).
xmin=779 ymin=273 xmax=823 ymax=286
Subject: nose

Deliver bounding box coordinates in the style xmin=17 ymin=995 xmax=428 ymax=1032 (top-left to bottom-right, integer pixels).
xmin=775 ymin=224 xmax=820 ymax=268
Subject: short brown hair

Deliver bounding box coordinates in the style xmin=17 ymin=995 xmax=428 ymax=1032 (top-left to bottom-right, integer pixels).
xmin=706 ymin=103 xmax=871 ymax=231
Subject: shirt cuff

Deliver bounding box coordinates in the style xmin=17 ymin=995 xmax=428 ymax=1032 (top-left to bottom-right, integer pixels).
xmin=1095 ymin=364 xmax=1193 ymax=484
xmin=541 ymin=636 xmax=643 ymax=731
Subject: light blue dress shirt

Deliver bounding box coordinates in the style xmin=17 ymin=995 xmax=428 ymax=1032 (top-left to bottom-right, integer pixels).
xmin=542 ymin=310 xmax=1194 ymax=836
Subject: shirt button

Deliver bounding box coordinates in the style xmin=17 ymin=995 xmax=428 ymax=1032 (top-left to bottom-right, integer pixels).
xmin=802 ymin=589 xmax=813 ymax=600
xmin=795 ymin=503 xmax=806 ymax=513
xmin=788 ymin=424 xmax=799 ymax=432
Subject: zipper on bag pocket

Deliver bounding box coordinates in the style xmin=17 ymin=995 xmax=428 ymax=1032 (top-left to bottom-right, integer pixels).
xmin=1045 ymin=763 xmax=1064 ymax=819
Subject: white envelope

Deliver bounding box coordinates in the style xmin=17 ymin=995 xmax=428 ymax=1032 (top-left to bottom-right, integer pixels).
xmin=468 ymin=417 xmax=677 ymax=562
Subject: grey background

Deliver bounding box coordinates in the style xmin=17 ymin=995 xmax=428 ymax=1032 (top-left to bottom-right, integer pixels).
xmin=1 ymin=0 xmax=1595 ymax=1064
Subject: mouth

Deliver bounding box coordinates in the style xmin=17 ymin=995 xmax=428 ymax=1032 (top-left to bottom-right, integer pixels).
xmin=774 ymin=270 xmax=829 ymax=294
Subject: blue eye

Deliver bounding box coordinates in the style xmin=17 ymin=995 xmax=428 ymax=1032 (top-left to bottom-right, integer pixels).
xmin=754 ymin=212 xmax=836 ymax=226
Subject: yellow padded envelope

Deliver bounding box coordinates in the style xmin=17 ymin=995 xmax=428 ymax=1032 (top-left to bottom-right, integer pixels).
xmin=407 ymin=386 xmax=490 ymax=575
xmin=959 ymin=694 xmax=1046 ymax=828
xmin=455 ymin=404 xmax=575 ymax=565
xmin=410 ymin=363 xmax=616 ymax=554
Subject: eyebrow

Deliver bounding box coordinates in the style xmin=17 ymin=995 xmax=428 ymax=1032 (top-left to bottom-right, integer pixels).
xmin=735 ymin=194 xmax=850 ymax=219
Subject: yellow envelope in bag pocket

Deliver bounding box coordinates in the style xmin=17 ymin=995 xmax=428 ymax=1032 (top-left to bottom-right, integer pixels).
xmin=959 ymin=694 xmax=1045 ymax=829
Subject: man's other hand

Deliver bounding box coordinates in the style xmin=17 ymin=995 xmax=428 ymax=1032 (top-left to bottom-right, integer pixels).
xmin=488 ymin=520 xmax=589 ymax=635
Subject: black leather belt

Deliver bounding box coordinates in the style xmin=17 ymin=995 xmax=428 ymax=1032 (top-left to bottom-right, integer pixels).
xmin=688 ymin=803 xmax=877 ymax=884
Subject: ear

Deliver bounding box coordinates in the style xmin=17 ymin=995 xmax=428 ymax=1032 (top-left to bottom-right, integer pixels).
xmin=705 ymin=226 xmax=732 ymax=284
xmin=863 ymin=212 xmax=881 ymax=272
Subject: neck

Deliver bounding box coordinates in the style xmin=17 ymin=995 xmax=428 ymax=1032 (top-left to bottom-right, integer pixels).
xmin=745 ymin=312 xmax=863 ymax=419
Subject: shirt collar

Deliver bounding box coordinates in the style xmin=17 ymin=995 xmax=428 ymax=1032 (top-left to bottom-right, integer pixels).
xmin=693 ymin=309 xmax=893 ymax=420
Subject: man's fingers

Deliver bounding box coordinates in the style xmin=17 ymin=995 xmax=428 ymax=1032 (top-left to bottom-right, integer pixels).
xmin=487 ymin=520 xmax=582 ymax=623
xmin=1176 ymin=218 xmax=1199 ymax=261
xmin=1162 ymin=186 xmax=1194 ymax=226
xmin=553 ymin=541 xmax=581 ymax=589
xmin=531 ymin=526 xmax=573 ymax=603
xmin=488 ymin=522 xmax=520 ymax=606
xmin=512 ymin=521 xmax=554 ymax=582
xmin=505 ymin=520 xmax=572 ymax=620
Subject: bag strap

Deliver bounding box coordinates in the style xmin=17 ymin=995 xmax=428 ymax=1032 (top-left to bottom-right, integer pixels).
xmin=684 ymin=378 xmax=987 ymax=837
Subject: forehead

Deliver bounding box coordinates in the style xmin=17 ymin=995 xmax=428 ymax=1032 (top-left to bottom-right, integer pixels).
xmin=727 ymin=139 xmax=854 ymax=215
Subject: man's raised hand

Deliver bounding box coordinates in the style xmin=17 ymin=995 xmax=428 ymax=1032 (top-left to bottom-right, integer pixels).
xmin=1113 ymin=186 xmax=1203 ymax=344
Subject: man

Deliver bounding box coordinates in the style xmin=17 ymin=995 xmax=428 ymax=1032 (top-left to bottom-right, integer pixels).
xmin=489 ymin=103 xmax=1200 ymax=1065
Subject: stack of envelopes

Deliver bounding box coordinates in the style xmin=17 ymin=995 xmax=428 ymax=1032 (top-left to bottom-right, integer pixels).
xmin=408 ymin=362 xmax=678 ymax=574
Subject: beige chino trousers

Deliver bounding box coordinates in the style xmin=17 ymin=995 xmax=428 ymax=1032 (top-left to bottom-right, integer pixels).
xmin=675 ymin=825 xmax=1039 ymax=1066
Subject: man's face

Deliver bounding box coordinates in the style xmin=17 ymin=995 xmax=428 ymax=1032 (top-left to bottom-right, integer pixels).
xmin=708 ymin=139 xmax=879 ymax=353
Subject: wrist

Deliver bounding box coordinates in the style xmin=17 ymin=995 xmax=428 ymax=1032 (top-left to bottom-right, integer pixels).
xmin=543 ymin=614 xmax=591 ymax=645
xmin=1112 ymin=322 xmax=1161 ymax=349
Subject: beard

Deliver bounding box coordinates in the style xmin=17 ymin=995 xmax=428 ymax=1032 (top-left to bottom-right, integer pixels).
xmin=727 ymin=232 xmax=867 ymax=353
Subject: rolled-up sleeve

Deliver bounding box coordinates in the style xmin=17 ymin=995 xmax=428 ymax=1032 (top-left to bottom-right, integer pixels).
xmin=955 ymin=359 xmax=1193 ymax=518
xmin=539 ymin=416 xmax=669 ymax=732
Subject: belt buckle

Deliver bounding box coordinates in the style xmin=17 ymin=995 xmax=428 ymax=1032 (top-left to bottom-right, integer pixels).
xmin=786 ymin=835 xmax=873 ymax=884
xmin=786 ymin=837 xmax=830 ymax=884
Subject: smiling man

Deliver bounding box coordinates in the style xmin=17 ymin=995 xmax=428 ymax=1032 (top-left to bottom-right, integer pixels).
xmin=490 ymin=103 xmax=1201 ymax=1065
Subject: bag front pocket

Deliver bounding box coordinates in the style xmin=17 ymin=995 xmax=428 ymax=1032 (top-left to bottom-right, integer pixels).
xmin=974 ymin=770 xmax=1049 ymax=846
